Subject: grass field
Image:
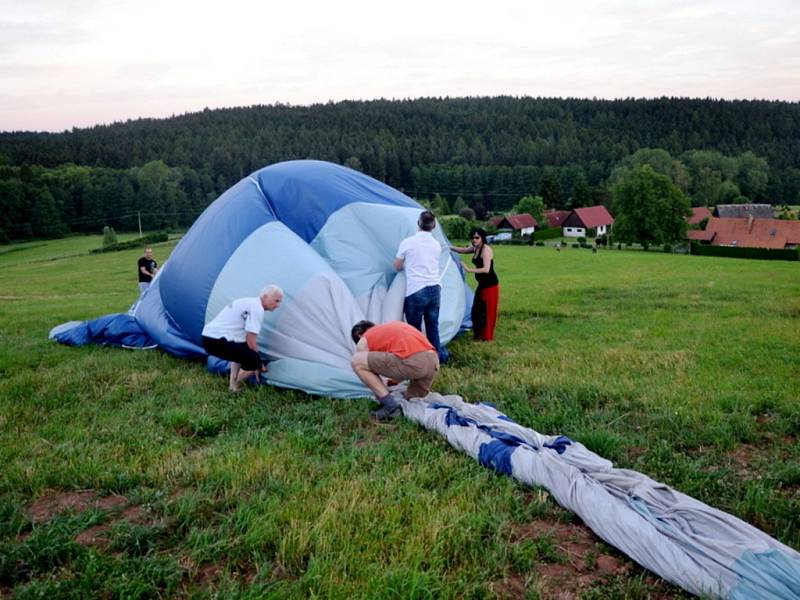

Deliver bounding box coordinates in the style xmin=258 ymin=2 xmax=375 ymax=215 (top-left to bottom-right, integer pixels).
xmin=1 ymin=236 xmax=798 ymax=599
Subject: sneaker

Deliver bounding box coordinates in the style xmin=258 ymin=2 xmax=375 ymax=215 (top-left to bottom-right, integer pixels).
xmin=370 ymin=403 xmax=401 ymax=421
xmin=370 ymin=391 xmax=404 ymax=422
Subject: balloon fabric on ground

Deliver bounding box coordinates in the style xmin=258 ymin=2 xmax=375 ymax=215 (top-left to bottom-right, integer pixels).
xmin=401 ymin=393 xmax=800 ymax=600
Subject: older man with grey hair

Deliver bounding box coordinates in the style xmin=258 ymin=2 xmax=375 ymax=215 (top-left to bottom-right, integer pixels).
xmin=201 ymin=285 xmax=283 ymax=392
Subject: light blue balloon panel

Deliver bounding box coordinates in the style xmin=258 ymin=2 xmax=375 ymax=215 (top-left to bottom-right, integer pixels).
xmin=141 ymin=160 xmax=469 ymax=397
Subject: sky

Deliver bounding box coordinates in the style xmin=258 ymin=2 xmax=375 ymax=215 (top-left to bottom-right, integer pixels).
xmin=1 ymin=0 xmax=799 ymax=132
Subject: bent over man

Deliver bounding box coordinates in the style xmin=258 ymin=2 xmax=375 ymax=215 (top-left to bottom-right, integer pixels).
xmin=202 ymin=285 xmax=283 ymax=393
xmin=350 ymin=320 xmax=439 ymax=421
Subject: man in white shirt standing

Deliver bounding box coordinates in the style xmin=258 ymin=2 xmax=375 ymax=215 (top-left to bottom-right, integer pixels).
xmin=394 ymin=210 xmax=449 ymax=363
xmin=201 ymin=284 xmax=283 ymax=393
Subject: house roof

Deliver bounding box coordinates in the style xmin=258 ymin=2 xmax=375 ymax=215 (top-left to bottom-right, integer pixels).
xmin=687 ymin=206 xmax=712 ymax=225
xmin=714 ymin=204 xmax=774 ymax=219
xmin=487 ymin=216 xmax=504 ymax=228
xmin=563 ymin=205 xmax=615 ymax=229
xmin=543 ymin=210 xmax=571 ymax=228
xmin=686 ymin=229 xmax=715 ymax=242
xmin=697 ymin=217 xmax=800 ymax=249
xmin=497 ymin=213 xmax=537 ymax=230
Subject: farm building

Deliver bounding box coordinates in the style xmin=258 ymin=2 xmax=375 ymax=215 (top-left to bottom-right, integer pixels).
xmin=492 ymin=213 xmax=537 ymax=236
xmin=714 ymin=204 xmax=774 ymax=219
xmin=687 ymin=216 xmax=800 ymax=249
xmin=561 ymin=206 xmax=614 ymax=238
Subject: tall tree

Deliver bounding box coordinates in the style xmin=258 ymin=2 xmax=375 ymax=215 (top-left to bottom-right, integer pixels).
xmin=512 ymin=195 xmax=545 ymax=225
xmin=612 ymin=166 xmax=691 ymax=250
xmin=540 ymin=169 xmax=563 ymax=209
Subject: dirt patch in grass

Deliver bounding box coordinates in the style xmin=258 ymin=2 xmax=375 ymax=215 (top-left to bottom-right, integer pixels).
xmin=726 ymin=443 xmax=761 ymax=478
xmin=27 ymin=490 xmax=126 ymax=523
xmin=491 ymin=574 xmax=528 ymax=599
xmin=73 ymin=503 xmax=161 ymax=547
xmin=504 ymin=518 xmax=684 ymax=599
xmin=506 ymin=519 xmax=629 ymax=599
xmin=181 ymin=559 xmax=258 ymax=593
xmin=196 ymin=562 xmax=225 ymax=586
xmin=74 ymin=523 xmax=111 ymax=547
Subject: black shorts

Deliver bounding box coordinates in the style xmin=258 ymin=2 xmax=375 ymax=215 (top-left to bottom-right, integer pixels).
xmin=202 ymin=336 xmax=264 ymax=371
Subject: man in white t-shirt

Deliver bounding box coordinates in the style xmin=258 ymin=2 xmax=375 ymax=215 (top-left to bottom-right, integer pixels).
xmin=394 ymin=210 xmax=449 ymax=363
xmin=201 ymin=284 xmax=283 ymax=392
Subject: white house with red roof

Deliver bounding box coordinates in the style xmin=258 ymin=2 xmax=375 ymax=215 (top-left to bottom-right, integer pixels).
xmin=494 ymin=213 xmax=538 ymax=236
xmin=561 ymin=206 xmax=615 ymax=238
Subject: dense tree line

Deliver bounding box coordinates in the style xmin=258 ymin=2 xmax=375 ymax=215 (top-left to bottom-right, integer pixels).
xmin=1 ymin=96 xmax=799 ymax=241
xmin=0 ymin=161 xmax=217 ymax=241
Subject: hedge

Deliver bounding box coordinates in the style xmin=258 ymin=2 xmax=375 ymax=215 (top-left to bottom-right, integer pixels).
xmin=91 ymin=232 xmax=169 ymax=253
xmin=690 ymin=241 xmax=799 ymax=261
xmin=533 ymin=227 xmax=562 ymax=241
xmin=439 ymin=215 xmax=473 ymax=241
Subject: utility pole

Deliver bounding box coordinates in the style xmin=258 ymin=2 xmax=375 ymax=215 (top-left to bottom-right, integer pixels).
xmin=138 ymin=211 xmax=142 ymax=238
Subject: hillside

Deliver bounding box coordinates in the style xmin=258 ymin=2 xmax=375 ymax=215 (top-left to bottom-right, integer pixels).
xmin=1 ymin=96 xmax=799 ymax=241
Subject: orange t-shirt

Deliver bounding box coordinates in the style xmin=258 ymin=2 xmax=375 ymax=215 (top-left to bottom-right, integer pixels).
xmin=363 ymin=321 xmax=434 ymax=358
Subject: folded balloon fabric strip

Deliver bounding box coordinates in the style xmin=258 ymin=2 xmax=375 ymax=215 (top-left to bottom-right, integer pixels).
xmin=400 ymin=393 xmax=800 ymax=600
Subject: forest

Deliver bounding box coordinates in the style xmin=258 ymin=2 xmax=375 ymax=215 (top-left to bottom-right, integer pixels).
xmin=1 ymin=96 xmax=799 ymax=241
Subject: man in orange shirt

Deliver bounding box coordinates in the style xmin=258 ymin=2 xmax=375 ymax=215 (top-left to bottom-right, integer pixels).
xmin=350 ymin=320 xmax=440 ymax=421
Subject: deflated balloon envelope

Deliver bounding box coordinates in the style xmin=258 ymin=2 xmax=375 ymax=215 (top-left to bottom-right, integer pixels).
xmin=137 ymin=160 xmax=468 ymax=397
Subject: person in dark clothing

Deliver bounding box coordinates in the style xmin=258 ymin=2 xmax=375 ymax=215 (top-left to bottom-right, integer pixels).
xmin=137 ymin=247 xmax=158 ymax=295
xmin=451 ymin=228 xmax=500 ymax=341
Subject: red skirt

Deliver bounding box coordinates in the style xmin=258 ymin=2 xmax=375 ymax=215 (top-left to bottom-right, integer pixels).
xmin=472 ymin=285 xmax=499 ymax=341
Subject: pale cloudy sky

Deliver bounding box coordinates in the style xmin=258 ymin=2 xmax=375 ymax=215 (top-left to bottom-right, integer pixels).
xmin=1 ymin=0 xmax=799 ymax=132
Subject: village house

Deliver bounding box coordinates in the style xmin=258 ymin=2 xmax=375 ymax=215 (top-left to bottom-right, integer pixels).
xmin=491 ymin=213 xmax=538 ymax=236
xmin=561 ymin=206 xmax=614 ymax=238
xmin=687 ymin=216 xmax=800 ymax=249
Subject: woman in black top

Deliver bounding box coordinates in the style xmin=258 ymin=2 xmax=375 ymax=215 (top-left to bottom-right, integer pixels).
xmin=451 ymin=227 xmax=500 ymax=341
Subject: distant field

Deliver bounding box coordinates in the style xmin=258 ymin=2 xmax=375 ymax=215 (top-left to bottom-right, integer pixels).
xmin=0 ymin=237 xmax=798 ymax=599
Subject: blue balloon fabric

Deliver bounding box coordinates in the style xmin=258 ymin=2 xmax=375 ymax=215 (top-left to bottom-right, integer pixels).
xmin=52 ymin=160 xmax=470 ymax=397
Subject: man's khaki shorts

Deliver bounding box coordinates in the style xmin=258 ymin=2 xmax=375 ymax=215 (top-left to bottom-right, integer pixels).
xmin=367 ymin=350 xmax=439 ymax=399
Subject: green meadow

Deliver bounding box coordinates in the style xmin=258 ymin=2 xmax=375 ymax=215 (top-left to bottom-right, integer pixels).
xmin=1 ymin=237 xmax=798 ymax=599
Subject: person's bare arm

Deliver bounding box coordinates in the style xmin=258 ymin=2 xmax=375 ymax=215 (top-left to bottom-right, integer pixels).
xmin=464 ymin=246 xmax=493 ymax=274
xmin=246 ymin=332 xmax=258 ymax=352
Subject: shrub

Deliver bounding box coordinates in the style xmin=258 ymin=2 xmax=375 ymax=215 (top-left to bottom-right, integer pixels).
xmin=439 ymin=215 xmax=472 ymax=241
xmin=102 ymin=226 xmax=118 ymax=247
xmin=663 ymin=244 xmax=673 ymax=253
xmin=532 ymin=227 xmax=562 ymax=241
xmin=577 ymin=236 xmax=587 ymax=244
xmin=571 ymin=243 xmax=580 ymax=248
xmin=535 ymin=241 xmax=544 ymax=246
xmin=458 ymin=207 xmax=476 ymax=221
xmin=690 ymin=241 xmax=799 ymax=261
